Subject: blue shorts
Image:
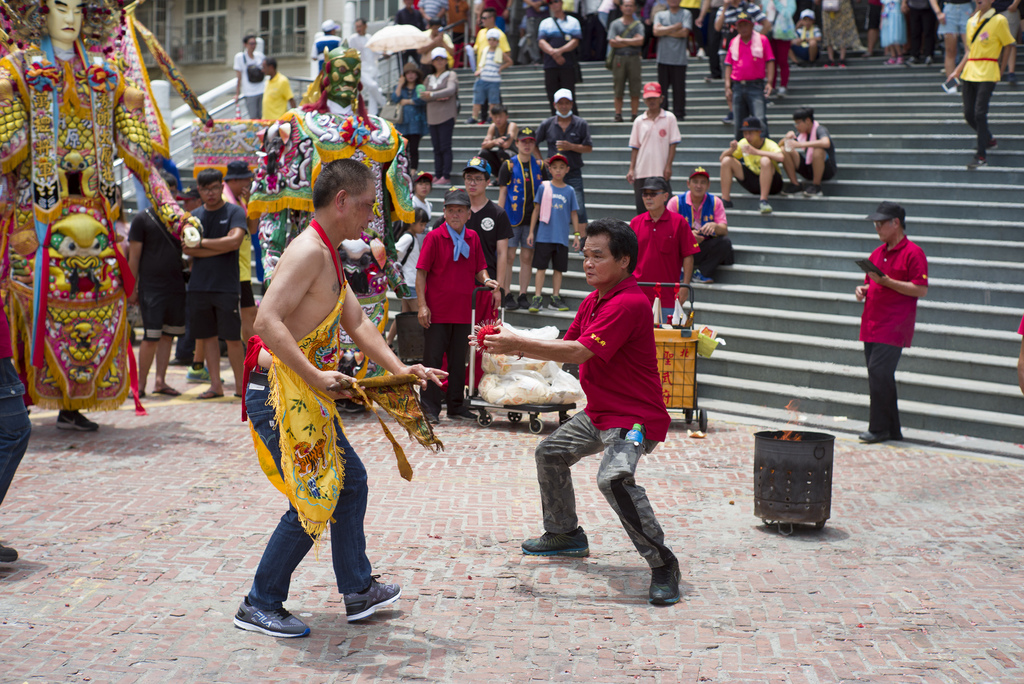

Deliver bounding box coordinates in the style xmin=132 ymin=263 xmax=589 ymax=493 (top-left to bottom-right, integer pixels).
xmin=508 ymin=223 xmax=530 ymax=249
xmin=939 ymin=2 xmax=974 ymax=35
xmin=473 ymin=79 xmax=502 ymax=106
xmin=791 ymin=45 xmax=815 ymax=61
xmin=403 ymin=285 xmax=417 ymax=301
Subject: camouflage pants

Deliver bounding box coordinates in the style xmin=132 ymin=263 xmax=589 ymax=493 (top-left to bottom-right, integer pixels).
xmin=534 ymin=412 xmax=677 ymax=569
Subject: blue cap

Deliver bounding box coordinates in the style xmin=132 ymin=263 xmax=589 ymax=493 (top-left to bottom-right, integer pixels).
xmin=463 ymin=156 xmax=491 ymax=177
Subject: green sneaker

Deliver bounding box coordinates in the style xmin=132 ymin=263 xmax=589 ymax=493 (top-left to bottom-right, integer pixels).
xmin=528 ymin=296 xmax=543 ymax=313
xmin=522 ymin=526 xmax=590 ymax=557
xmin=186 ymin=366 xmax=210 ymax=383
xmin=548 ymin=295 xmax=569 ymax=311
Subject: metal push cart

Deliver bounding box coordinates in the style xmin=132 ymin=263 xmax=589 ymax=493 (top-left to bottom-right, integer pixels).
xmin=466 ymin=287 xmax=577 ymax=434
xmin=639 ymin=282 xmax=708 ymax=433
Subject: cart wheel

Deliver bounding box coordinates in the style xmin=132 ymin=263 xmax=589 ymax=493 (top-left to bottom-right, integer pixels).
xmin=528 ymin=417 xmax=544 ymax=434
xmin=477 ymin=410 xmax=493 ymax=427
xmin=698 ymin=409 xmax=708 ymax=433
xmin=508 ymin=412 xmax=522 ymax=424
xmin=684 ymin=409 xmax=693 ymax=423
xmin=558 ymin=411 xmax=570 ymax=425
xmin=814 ymin=520 xmax=827 ymax=530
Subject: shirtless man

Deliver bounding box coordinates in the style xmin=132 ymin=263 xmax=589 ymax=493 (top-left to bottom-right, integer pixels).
xmin=233 ymin=159 xmax=445 ymax=639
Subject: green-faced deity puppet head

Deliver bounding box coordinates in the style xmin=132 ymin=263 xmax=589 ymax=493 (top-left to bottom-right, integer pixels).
xmin=323 ymin=47 xmax=361 ymax=109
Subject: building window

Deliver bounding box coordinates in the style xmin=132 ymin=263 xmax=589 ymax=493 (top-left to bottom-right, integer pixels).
xmin=259 ymin=0 xmax=307 ymax=58
xmin=183 ymin=0 xmax=228 ymax=65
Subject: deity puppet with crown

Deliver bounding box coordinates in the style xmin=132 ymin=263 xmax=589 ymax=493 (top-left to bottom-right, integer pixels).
xmin=247 ymin=46 xmax=416 ymax=382
xmin=0 ymin=0 xmax=202 ymax=421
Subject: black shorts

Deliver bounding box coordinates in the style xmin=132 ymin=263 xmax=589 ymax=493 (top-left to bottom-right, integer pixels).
xmin=140 ymin=289 xmax=186 ymax=340
xmin=797 ymin=155 xmax=838 ymax=182
xmin=239 ymin=280 xmax=256 ymax=308
xmin=738 ymin=165 xmax=784 ymax=196
xmin=532 ymin=242 xmax=569 ymax=272
xmin=188 ymin=290 xmax=241 ymax=341
xmin=866 ymin=3 xmax=881 ymax=30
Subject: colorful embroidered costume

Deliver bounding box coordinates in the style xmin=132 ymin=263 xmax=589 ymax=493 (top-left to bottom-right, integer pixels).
xmin=0 ymin=0 xmax=201 ymax=412
xmin=246 ymin=47 xmax=415 ymax=382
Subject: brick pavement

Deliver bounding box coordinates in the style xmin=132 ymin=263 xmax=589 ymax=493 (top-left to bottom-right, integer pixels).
xmin=1 ymin=364 xmax=1023 ymax=683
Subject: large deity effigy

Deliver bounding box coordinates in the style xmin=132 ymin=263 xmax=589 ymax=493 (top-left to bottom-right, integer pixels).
xmin=247 ymin=47 xmax=416 ymax=382
xmin=0 ymin=0 xmax=200 ymax=413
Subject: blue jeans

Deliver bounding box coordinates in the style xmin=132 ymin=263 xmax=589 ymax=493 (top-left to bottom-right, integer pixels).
xmin=245 ymin=381 xmax=372 ymax=610
xmin=0 ymin=358 xmax=30 ymax=509
xmin=565 ymin=168 xmax=588 ymax=224
xmin=472 ymin=78 xmax=501 ymax=106
xmin=732 ymin=79 xmax=768 ymax=141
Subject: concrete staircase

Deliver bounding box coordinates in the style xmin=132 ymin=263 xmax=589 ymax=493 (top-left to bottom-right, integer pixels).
xmin=417 ymin=57 xmax=1024 ymax=444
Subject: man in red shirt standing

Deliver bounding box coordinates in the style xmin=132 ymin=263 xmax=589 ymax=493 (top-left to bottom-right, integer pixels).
xmin=478 ymin=219 xmax=680 ymax=605
xmin=417 ymin=189 xmax=501 ymax=423
xmin=855 ymin=202 xmax=928 ymax=444
xmin=630 ymin=177 xmax=701 ymax=322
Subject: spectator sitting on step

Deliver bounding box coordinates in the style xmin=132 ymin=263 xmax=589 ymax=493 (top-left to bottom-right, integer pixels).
xmin=536 ymin=88 xmax=593 ymax=236
xmin=630 ymin=176 xmax=700 ymax=322
xmin=497 ymin=127 xmax=551 ymax=310
xmin=667 ymin=167 xmax=734 ymax=284
xmin=608 ymin=0 xmax=647 ymax=122
xmin=478 ymin=105 xmax=520 ymax=186
xmin=724 ymin=10 xmax=775 ymax=141
xmin=470 ymin=29 xmax=513 ymax=124
xmin=780 ymin=106 xmax=837 ymax=198
xmin=790 ymin=10 xmax=821 ymax=65
xmin=719 ymin=116 xmax=783 ymax=214
xmin=626 ymin=82 xmax=681 ymax=215
xmin=527 ymin=154 xmax=581 ymax=313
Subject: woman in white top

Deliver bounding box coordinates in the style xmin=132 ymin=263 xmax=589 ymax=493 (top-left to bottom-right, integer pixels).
xmin=386 ymin=208 xmax=430 ymax=346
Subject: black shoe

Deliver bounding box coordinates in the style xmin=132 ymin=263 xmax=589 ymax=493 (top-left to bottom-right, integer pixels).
xmin=517 ymin=293 xmax=530 ymax=310
xmin=721 ymin=199 xmax=733 ymax=209
xmin=781 ymin=182 xmax=803 ymax=196
xmin=503 ymin=293 xmax=519 ymax=310
xmin=337 ymin=399 xmax=364 ymax=414
xmin=858 ymin=430 xmax=890 ymax=444
xmin=0 ymin=543 xmax=18 ymax=563
xmin=649 ymin=558 xmax=681 ymax=605
xmin=522 ymin=526 xmax=589 ymax=557
xmin=56 ymin=410 xmax=98 ymax=432
xmin=169 ymin=357 xmax=193 ymax=366
xmin=425 ymin=413 xmax=440 ymax=425
xmin=447 ymin=410 xmax=477 ymax=421
xmin=802 ymin=184 xmax=822 ymax=197
xmin=613 ymin=113 xmax=624 ymax=122
xmin=233 ymin=596 xmax=310 ymax=638
xmin=344 ymin=576 xmax=401 ymax=622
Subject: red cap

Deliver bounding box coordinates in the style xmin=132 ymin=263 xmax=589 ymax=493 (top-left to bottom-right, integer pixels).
xmin=414 ymin=172 xmax=433 ymax=184
xmin=547 ymin=153 xmax=570 ymax=166
xmin=642 ymin=82 xmax=662 ymax=98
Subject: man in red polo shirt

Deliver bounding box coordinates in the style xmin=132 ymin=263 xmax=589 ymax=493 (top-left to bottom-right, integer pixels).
xmin=477 ymin=218 xmax=680 ymax=606
xmin=855 ymin=202 xmax=928 ymax=444
xmin=417 ymin=188 xmax=501 ymax=423
xmin=630 ymin=176 xmax=700 ymax=322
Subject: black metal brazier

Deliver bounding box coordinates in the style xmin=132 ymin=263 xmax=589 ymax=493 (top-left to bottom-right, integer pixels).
xmin=753 ymin=430 xmax=834 ymax=529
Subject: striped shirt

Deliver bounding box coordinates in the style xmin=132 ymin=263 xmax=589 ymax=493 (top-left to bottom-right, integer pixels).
xmin=479 ymin=48 xmax=503 ymax=82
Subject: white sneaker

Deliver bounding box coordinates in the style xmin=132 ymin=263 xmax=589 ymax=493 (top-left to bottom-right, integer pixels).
xmin=776 ymin=86 xmax=787 ymax=97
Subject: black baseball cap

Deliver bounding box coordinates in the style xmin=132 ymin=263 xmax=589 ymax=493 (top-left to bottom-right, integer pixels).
xmin=224 ymin=160 xmax=254 ymax=180
xmin=640 ymin=177 xmax=671 ymax=193
xmin=443 ymin=188 xmax=472 ymax=206
xmin=866 ymin=201 xmax=906 ymax=222
xmin=740 ymin=116 xmax=763 ymax=132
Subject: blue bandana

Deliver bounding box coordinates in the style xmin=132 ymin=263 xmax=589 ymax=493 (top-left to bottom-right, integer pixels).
xmin=446 ymin=222 xmax=471 ymax=261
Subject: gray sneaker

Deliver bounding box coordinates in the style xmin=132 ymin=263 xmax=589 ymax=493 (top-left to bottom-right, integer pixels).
xmin=528 ymin=295 xmax=543 ymax=313
xmin=522 ymin=526 xmax=590 ymax=557
xmin=548 ymin=295 xmax=570 ymax=311
xmin=344 ymin=576 xmax=402 ymax=622
xmin=233 ymin=597 xmax=310 ymax=638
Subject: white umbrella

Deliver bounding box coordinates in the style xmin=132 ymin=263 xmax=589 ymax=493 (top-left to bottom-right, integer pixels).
xmin=366 ymin=25 xmax=432 ymax=54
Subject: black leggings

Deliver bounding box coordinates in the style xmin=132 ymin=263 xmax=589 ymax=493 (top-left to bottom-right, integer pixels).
xmin=404 ymin=133 xmax=423 ymax=171
xmin=429 ymin=119 xmax=455 ymax=179
xmin=907 ymin=6 xmax=937 ymax=59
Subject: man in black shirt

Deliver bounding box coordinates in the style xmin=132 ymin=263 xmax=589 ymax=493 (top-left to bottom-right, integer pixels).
xmin=463 ymin=156 xmax=512 ymax=316
xmin=536 ymin=89 xmax=593 ymax=234
xmin=183 ymin=169 xmax=248 ymax=399
xmin=127 ymin=172 xmax=188 ymax=397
